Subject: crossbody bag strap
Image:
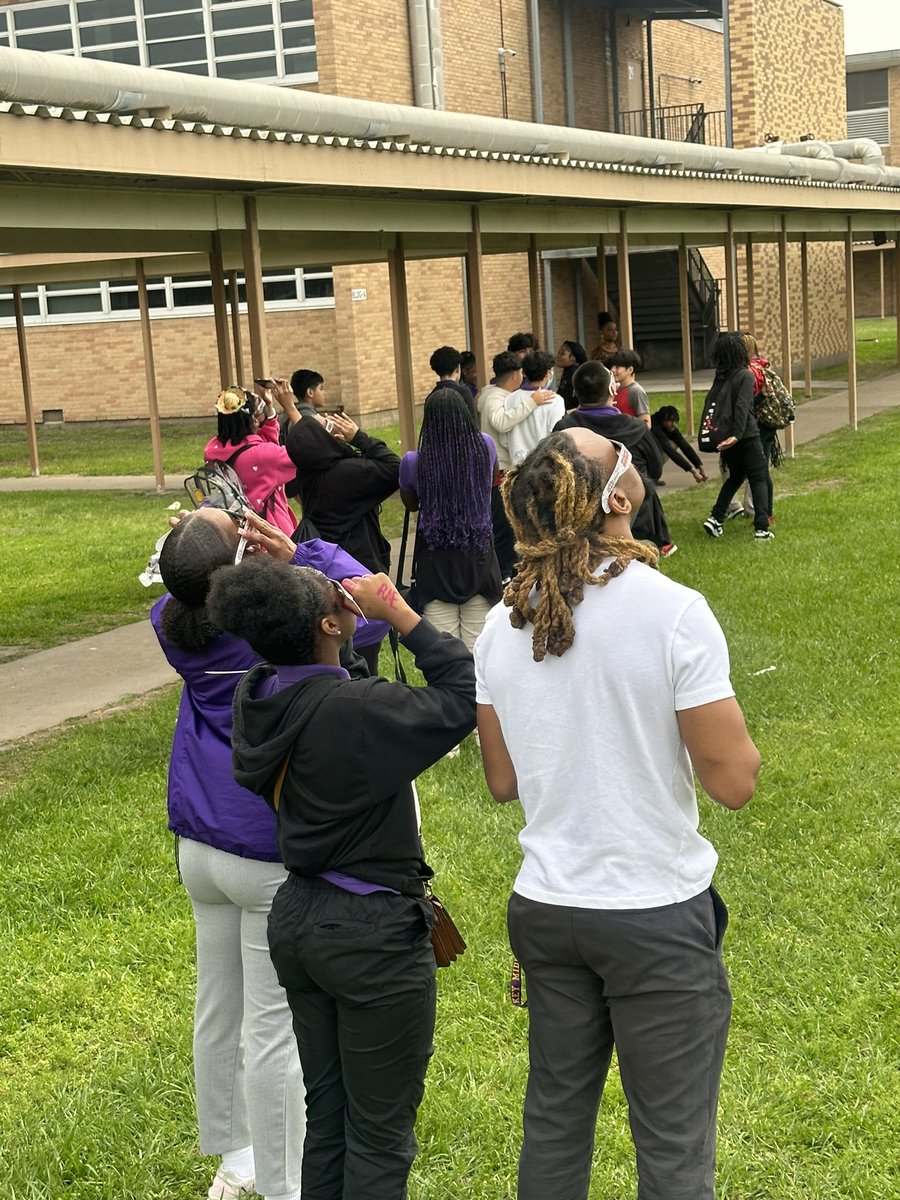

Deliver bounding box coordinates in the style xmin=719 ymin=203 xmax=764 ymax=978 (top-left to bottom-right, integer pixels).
xmin=267 ymin=690 xmax=333 ymax=812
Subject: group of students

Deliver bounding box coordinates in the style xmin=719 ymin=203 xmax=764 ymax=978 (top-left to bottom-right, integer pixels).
xmin=147 ymin=325 xmax=773 ymax=1200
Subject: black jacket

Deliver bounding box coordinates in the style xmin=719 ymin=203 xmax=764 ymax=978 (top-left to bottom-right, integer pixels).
xmin=230 ymin=621 xmax=476 ymax=896
xmin=554 ymin=407 xmax=665 ymax=481
xmin=650 ymin=414 xmax=703 ymax=473
xmin=705 ymin=368 xmax=760 ymax=443
xmin=286 ymin=417 xmax=400 ymax=573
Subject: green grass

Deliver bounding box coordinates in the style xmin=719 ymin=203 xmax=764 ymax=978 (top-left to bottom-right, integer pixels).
xmin=2 ymin=413 xmax=899 ymax=1198
xmin=813 ymin=316 xmax=898 ymax=384
xmin=0 ymin=418 xmax=213 ymax=479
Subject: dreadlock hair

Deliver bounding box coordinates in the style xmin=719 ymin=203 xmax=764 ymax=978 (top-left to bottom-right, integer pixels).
xmin=711 ymin=331 xmax=750 ymax=375
xmin=501 ymin=432 xmax=658 ymax=663
xmin=158 ymin=512 xmax=237 ymax=652
xmin=207 ymin=557 xmax=335 ymax=665
xmin=416 ymin=387 xmax=493 ymax=554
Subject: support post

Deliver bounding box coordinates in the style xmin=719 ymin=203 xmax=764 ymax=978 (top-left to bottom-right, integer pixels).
xmin=895 ymin=240 xmax=900 ymax=364
xmin=241 ymin=196 xmax=269 ymax=381
xmin=542 ymin=258 xmax=555 ymax=355
xmin=745 ymin=237 xmax=756 ymax=334
xmin=574 ymin=259 xmax=585 ymax=348
xmin=800 ymin=235 xmax=812 ymax=399
xmin=228 ymin=270 xmax=243 ymax=380
xmin=209 ymin=231 xmax=232 ymax=388
xmin=878 ymin=245 xmax=885 ymax=319
xmin=562 ymin=0 xmax=576 ymax=127
xmin=528 ymin=235 xmax=543 ymax=346
xmin=845 ymin=226 xmax=858 ymax=431
xmin=136 ymin=258 xmax=166 ymax=492
xmin=678 ymin=239 xmax=695 ymax=437
xmin=597 ymin=235 xmax=609 ymax=317
xmin=12 ymin=286 xmax=40 ymax=477
xmin=466 ymin=206 xmax=489 ymax=391
xmin=388 ymin=237 xmax=417 ymax=453
xmin=778 ymin=217 xmax=794 ymax=457
xmin=724 ymin=216 xmax=738 ymax=330
xmin=616 ymin=215 xmax=633 ymax=347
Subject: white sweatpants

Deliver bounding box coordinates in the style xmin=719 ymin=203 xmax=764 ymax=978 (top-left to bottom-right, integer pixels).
xmin=422 ymin=594 xmax=492 ymax=652
xmin=178 ymin=837 xmax=304 ymax=1197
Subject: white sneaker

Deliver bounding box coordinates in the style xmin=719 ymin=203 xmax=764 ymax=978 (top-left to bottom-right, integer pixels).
xmin=208 ymin=1167 xmax=256 ymax=1199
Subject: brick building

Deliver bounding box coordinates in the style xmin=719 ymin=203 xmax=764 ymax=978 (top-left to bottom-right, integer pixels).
xmin=0 ymin=0 xmax=862 ymax=425
xmin=847 ymin=48 xmax=900 ymax=317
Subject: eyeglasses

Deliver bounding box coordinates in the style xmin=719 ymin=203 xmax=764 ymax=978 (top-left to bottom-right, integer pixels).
xmin=600 ymin=440 xmax=633 ymax=514
xmin=329 ymin=577 xmax=368 ymax=624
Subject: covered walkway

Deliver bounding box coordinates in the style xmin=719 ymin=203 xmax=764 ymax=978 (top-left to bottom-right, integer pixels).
xmin=2 ymin=45 xmax=900 ymax=482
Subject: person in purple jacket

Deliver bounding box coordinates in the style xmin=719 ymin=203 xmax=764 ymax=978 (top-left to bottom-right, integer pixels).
xmin=151 ymin=507 xmax=385 ymax=1200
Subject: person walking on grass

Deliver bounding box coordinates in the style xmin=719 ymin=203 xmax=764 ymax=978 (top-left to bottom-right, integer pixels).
xmin=474 ymin=427 xmax=760 ymax=1200
xmin=701 ymin=332 xmax=775 ymax=541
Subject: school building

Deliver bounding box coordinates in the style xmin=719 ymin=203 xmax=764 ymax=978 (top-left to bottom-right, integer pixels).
xmin=0 ymin=0 xmax=897 ymax=453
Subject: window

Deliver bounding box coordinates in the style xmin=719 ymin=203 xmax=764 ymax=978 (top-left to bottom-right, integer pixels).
xmin=846 ymin=69 xmax=888 ymax=112
xmin=1 ymin=0 xmax=316 ymax=81
xmin=0 ymin=268 xmax=334 ymax=327
xmin=847 ymin=69 xmax=890 ymax=145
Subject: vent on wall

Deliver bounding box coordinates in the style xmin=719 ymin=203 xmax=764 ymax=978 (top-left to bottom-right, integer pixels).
xmin=847 ymin=108 xmax=890 ymax=145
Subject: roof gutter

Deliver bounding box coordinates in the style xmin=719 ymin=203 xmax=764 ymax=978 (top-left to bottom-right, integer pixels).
xmin=1 ymin=46 xmax=899 ymax=188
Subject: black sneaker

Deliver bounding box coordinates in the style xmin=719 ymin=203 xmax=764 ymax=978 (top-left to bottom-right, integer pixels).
xmin=703 ymin=517 xmax=724 ymax=539
xmin=754 ymin=529 xmax=775 ymax=540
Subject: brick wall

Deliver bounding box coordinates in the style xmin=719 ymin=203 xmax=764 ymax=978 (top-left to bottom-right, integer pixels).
xmin=853 ymin=246 xmax=896 ymax=318
xmin=0 ymin=306 xmax=340 ymax=424
xmin=651 ymin=21 xmax=725 ymax=119
xmin=313 ymin=0 xmax=414 ymax=104
xmin=887 ymin=65 xmax=900 ymax=167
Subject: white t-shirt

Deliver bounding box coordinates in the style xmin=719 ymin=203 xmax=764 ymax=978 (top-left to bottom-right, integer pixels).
xmin=474 ymin=561 xmax=735 ymax=909
xmin=503 ymin=388 xmax=565 ymax=465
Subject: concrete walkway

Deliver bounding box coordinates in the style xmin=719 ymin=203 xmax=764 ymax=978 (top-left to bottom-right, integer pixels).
xmin=1 ymin=371 xmax=897 ymax=747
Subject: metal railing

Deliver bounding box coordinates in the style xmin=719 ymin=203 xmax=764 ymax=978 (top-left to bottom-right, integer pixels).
xmin=616 ymin=103 xmax=728 ymax=147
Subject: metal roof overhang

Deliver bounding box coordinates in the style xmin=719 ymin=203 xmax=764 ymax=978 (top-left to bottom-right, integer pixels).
xmin=0 ymin=105 xmax=897 ymax=287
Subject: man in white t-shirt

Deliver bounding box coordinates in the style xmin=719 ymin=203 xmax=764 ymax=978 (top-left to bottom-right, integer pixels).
xmin=503 ymin=350 xmax=565 ymax=466
xmin=474 ymin=427 xmax=760 ymax=1200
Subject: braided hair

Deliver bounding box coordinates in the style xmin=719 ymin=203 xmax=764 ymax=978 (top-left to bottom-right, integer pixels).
xmin=416 ymin=387 xmax=492 ymax=554
xmin=158 ymin=513 xmax=236 ymax=652
xmin=501 ymin=432 xmax=657 ymax=662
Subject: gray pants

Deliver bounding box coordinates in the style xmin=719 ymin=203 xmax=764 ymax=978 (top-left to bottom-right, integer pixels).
xmin=507 ymin=887 xmax=732 ymax=1200
xmin=178 ymin=837 xmax=305 ymax=1197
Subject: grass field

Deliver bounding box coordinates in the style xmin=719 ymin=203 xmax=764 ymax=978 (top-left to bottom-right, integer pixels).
xmin=2 ymin=412 xmax=899 ymax=1198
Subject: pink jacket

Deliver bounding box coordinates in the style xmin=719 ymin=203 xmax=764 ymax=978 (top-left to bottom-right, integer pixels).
xmin=204 ymin=418 xmax=298 ymax=536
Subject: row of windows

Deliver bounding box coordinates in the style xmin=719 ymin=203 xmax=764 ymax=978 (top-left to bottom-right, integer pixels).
xmin=0 ymin=0 xmax=316 ymax=83
xmin=0 ymin=267 xmax=335 ymax=325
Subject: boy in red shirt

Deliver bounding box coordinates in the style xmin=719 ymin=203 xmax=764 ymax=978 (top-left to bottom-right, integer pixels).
xmin=609 ymin=349 xmax=651 ymax=427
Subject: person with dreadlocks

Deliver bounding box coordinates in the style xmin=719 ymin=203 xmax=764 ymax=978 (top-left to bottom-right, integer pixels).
xmin=399 ymin=386 xmax=502 ymax=651
xmin=473 ymin=428 xmax=760 ymax=1200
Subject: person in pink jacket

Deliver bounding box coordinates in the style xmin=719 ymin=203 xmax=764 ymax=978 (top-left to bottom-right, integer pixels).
xmin=204 ymin=381 xmax=300 ymax=536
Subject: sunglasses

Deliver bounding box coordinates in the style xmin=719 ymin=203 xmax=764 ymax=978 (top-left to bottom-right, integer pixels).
xmin=600 ymin=440 xmax=633 ymax=514
xmin=305 ymin=568 xmax=368 ymax=623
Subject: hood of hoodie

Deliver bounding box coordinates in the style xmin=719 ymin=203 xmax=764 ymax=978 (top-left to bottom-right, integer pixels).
xmin=285 ymin=416 xmax=353 ymax=472
xmin=230 ymin=666 xmax=342 ymax=798
xmin=203 ymin=433 xmax=267 ymax=462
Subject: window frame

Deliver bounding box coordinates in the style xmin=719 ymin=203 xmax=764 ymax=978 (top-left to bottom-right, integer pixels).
xmin=0 ymin=268 xmax=335 ymax=328
xmin=0 ymin=0 xmax=317 ymax=84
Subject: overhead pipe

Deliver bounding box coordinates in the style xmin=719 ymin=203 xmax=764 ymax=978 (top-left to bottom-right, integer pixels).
xmin=1 ymin=46 xmax=900 ymax=187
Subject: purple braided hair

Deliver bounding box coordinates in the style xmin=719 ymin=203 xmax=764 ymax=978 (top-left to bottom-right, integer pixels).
xmin=416 ymin=388 xmax=493 ymax=554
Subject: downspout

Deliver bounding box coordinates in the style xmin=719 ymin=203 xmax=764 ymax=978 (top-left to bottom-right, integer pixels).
xmin=722 ymin=0 xmax=733 ymax=146
xmin=529 ymin=0 xmax=543 ymax=123
xmin=610 ymin=9 xmax=620 ymax=132
xmin=407 ymin=0 xmax=443 ymax=109
xmin=562 ymin=0 xmax=575 ymax=127
xmin=646 ymin=19 xmax=656 ymax=139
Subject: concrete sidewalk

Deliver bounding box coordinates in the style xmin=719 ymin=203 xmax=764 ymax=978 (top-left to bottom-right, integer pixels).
xmin=1 ymin=371 xmax=897 ymax=746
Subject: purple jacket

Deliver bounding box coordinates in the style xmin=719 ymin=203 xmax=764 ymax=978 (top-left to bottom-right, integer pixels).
xmin=151 ymin=539 xmax=388 ymax=861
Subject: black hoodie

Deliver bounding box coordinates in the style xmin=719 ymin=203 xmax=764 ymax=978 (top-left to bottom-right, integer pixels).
xmin=230 ymin=621 xmax=476 ymax=896
xmin=286 ymin=417 xmax=400 ymax=573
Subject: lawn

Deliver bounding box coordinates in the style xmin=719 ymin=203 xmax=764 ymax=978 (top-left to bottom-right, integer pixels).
xmin=1 ymin=413 xmax=899 ymax=1198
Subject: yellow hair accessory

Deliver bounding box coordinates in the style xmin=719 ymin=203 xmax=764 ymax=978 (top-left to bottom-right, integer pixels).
xmin=214 ymin=386 xmax=249 ymax=416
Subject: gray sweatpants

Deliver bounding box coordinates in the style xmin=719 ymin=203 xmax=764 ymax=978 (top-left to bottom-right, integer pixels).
xmin=178 ymin=837 xmax=305 ymax=1197
xmin=507 ymin=887 xmax=732 ymax=1200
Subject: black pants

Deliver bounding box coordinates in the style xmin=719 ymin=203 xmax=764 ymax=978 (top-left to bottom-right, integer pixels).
xmin=712 ymin=437 xmax=771 ymax=531
xmin=268 ymin=876 xmax=437 ymax=1200
xmin=508 ymin=888 xmax=732 ymax=1200
xmin=491 ymin=484 xmax=517 ymax=581
xmin=632 ymin=476 xmax=672 ymax=549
